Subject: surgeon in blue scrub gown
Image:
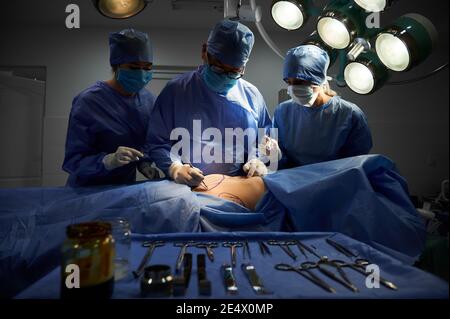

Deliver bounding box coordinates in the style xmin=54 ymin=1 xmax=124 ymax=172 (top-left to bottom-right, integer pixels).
xmin=63 ymin=29 xmax=158 ymax=187
xmin=146 ymin=20 xmax=272 ymax=187
xmin=272 ymin=45 xmax=373 ymax=168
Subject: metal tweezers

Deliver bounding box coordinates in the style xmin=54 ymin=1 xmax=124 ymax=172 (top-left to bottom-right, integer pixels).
xmin=326 ymin=238 xmax=358 ymax=258
xmin=243 ymin=241 xmax=252 ymax=260
xmin=258 ymin=241 xmax=271 ymax=256
xmin=296 ymin=240 xmax=321 ymax=259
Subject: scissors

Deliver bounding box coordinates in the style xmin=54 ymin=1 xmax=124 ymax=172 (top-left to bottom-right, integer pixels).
xmin=195 ymin=242 xmax=218 ymax=262
xmin=275 ymin=263 xmax=336 ymax=293
xmin=268 ymin=240 xmax=297 ymax=260
xmin=332 ymin=259 xmax=398 ymax=291
xmin=223 ymin=242 xmax=243 ymax=267
xmin=301 ymin=257 xmax=359 ymax=293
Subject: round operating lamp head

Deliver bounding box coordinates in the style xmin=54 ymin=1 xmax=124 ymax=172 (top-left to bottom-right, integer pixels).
xmin=317 ymin=17 xmax=351 ymax=49
xmin=375 ymin=13 xmax=438 ymax=72
xmin=375 ymin=34 xmax=410 ymax=72
xmin=344 ymin=51 xmax=390 ymax=95
xmin=95 ymin=0 xmax=149 ymax=19
xmin=345 ymin=62 xmax=375 ymax=94
xmin=271 ymin=0 xmax=306 ymax=30
xmin=354 ymin=0 xmax=387 ymax=13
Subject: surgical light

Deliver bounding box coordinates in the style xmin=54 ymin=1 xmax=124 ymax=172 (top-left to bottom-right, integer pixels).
xmin=92 ymin=0 xmax=150 ymax=19
xmin=271 ymin=0 xmax=307 ymax=31
xmin=344 ymin=51 xmax=389 ymax=94
xmin=347 ymin=38 xmax=371 ymax=61
xmin=317 ymin=17 xmax=351 ymax=49
xmin=317 ymin=1 xmax=369 ymax=50
xmin=353 ymin=0 xmax=396 ymax=13
xmin=375 ymin=13 xmax=438 ymax=72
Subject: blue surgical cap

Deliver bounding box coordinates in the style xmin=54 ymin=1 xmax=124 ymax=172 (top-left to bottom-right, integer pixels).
xmin=283 ymin=45 xmax=330 ymax=85
xmin=207 ymin=19 xmax=255 ymax=68
xmin=109 ymin=29 xmax=153 ymax=66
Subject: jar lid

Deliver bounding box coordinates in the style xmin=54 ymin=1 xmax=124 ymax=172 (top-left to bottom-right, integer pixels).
xmin=98 ymin=217 xmax=130 ymax=229
xmin=66 ymin=222 xmax=112 ymax=239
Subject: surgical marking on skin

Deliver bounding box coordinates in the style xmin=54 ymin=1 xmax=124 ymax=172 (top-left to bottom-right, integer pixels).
xmin=193 ymin=174 xmax=266 ymax=210
xmin=195 ymin=174 xmax=226 ymax=192
xmin=218 ymin=192 xmax=246 ymax=207
xmin=195 ymin=175 xmax=247 ymax=207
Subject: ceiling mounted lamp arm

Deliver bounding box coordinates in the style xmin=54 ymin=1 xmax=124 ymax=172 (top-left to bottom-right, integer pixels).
xmin=249 ymin=0 xmax=285 ymax=60
xmin=246 ymin=0 xmax=323 ymax=60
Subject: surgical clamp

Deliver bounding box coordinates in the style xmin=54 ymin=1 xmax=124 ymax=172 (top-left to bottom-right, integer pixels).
xmin=301 ymin=257 xmax=359 ymax=293
xmin=223 ymin=242 xmax=243 ymax=267
xmin=325 ymin=239 xmax=398 ymax=290
xmin=195 ymin=242 xmax=218 ymax=262
xmin=174 ymin=241 xmax=196 ymax=273
xmin=268 ymin=240 xmax=297 ymax=261
xmin=275 ymin=263 xmax=336 ymax=294
xmin=133 ymin=241 xmax=165 ymax=278
xmin=332 ymin=259 xmax=398 ymax=291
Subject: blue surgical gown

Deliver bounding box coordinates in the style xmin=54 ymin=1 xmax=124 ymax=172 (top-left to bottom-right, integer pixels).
xmin=63 ymin=81 xmax=155 ymax=187
xmin=274 ymin=96 xmax=373 ymax=168
xmin=146 ymin=66 xmax=272 ymax=176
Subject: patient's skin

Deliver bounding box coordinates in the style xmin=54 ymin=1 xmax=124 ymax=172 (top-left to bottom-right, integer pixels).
xmin=192 ymin=174 xmax=266 ymax=211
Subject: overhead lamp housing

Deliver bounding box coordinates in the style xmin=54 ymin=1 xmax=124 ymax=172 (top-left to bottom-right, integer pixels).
xmin=353 ymin=0 xmax=397 ymax=13
xmin=92 ymin=0 xmax=150 ymax=19
xmin=344 ymin=51 xmax=390 ymax=95
xmin=375 ymin=13 xmax=438 ymax=72
xmin=317 ymin=0 xmax=370 ymax=50
xmin=271 ymin=0 xmax=309 ymax=31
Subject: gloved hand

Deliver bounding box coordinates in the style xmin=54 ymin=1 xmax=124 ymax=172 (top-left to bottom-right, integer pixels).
xmin=243 ymin=159 xmax=268 ymax=177
xmin=258 ymin=136 xmax=282 ymax=161
xmin=138 ymin=162 xmax=161 ymax=180
xmin=103 ymin=146 xmax=143 ymax=170
xmin=169 ymin=162 xmax=205 ymax=187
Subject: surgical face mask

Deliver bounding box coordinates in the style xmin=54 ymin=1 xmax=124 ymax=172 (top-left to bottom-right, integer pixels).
xmin=116 ymin=68 xmax=153 ymax=94
xmin=202 ymin=65 xmax=238 ymax=94
xmin=287 ymin=84 xmax=320 ymax=107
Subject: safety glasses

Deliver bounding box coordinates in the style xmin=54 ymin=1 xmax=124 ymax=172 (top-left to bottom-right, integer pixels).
xmin=209 ymin=64 xmax=245 ymax=79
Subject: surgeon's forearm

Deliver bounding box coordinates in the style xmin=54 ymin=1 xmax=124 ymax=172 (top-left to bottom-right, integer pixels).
xmin=63 ymin=153 xmax=111 ymax=178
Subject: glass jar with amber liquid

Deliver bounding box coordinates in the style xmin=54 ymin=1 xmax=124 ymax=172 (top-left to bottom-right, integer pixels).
xmin=60 ymin=222 xmax=115 ymax=299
